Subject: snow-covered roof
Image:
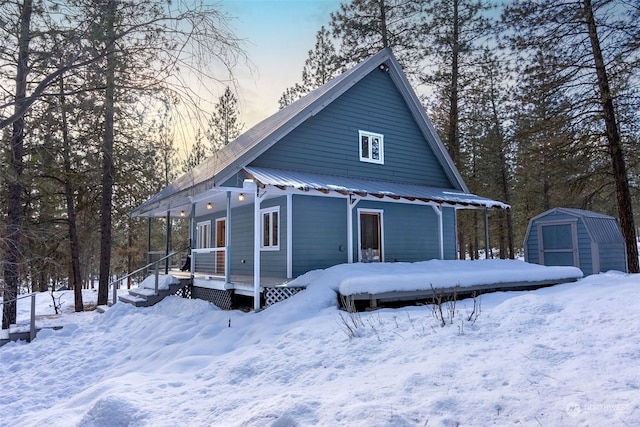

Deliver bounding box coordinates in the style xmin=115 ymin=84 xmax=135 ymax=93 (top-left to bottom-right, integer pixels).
xmin=131 ymin=48 xmax=468 ymax=217
xmin=244 ymin=166 xmax=509 ymax=209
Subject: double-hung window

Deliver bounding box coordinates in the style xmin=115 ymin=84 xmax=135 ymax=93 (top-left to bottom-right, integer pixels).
xmin=359 ymin=130 xmax=384 ymax=164
xmin=196 ymin=221 xmax=211 ymax=249
xmin=261 ymin=206 xmax=279 ymax=250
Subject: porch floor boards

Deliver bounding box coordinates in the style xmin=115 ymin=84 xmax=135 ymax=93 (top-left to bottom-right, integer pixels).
xmin=167 ymin=270 xmax=289 ymax=296
xmin=343 ymin=277 xmax=580 ymax=310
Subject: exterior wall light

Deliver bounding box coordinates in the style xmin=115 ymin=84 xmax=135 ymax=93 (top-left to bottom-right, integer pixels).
xmin=238 ymin=193 xmax=245 ymax=201
xmin=206 ymin=202 xmax=213 ymax=210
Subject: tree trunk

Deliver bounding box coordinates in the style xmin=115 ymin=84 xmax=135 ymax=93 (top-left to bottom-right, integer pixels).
xmin=3 ymin=0 xmax=32 ymax=329
xmin=489 ymin=86 xmax=515 ymax=259
xmin=447 ymin=0 xmax=460 ymax=166
xmin=379 ymin=0 xmax=388 ymax=48
xmin=59 ymin=77 xmax=84 ymax=312
xmin=98 ymin=0 xmax=117 ymax=305
xmin=583 ymin=0 xmax=639 ymax=273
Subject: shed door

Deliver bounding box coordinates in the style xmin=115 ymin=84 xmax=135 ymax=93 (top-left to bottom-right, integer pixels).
xmin=538 ymin=222 xmax=578 ymax=267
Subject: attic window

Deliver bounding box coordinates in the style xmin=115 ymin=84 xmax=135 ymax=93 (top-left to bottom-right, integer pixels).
xmin=359 ymin=130 xmax=384 ymax=164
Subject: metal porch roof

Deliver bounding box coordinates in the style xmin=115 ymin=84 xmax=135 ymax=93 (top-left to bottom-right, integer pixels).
xmin=243 ymin=167 xmax=509 ymax=209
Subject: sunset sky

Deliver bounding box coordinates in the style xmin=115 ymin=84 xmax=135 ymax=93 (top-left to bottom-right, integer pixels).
xmin=224 ymin=0 xmax=342 ymax=127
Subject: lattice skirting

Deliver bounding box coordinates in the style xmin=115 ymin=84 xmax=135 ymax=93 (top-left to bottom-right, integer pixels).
xmin=192 ymin=286 xmax=234 ymax=310
xmin=264 ymin=286 xmax=306 ymax=307
xmin=173 ymin=284 xmax=192 ymax=299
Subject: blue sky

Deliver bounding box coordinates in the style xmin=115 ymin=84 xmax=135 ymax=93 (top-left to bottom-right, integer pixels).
xmin=223 ymin=0 xmax=342 ymax=127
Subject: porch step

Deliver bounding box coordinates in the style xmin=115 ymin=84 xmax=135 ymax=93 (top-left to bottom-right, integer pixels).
xmin=95 ymin=305 xmax=110 ymax=314
xmin=118 ymin=280 xmax=191 ymax=308
xmin=0 ymin=325 xmax=63 ymax=347
xmin=1 ymin=328 xmax=9 ymax=347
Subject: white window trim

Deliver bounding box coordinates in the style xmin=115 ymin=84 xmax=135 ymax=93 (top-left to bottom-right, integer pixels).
xmin=358 ymin=130 xmax=384 ymax=164
xmin=357 ymin=208 xmax=384 ymax=262
xmin=196 ymin=220 xmax=211 ymax=249
xmin=260 ymin=206 xmax=280 ymax=251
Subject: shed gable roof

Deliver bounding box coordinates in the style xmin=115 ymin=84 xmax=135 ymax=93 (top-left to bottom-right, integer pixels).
xmin=529 ymin=207 xmax=624 ymax=244
xmin=132 ymin=49 xmax=471 ymax=217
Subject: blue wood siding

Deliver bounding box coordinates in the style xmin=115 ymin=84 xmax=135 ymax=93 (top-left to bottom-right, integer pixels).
xmin=375 ymin=202 xmax=438 ymax=262
xmin=291 ymin=195 xmax=348 ymax=277
xmin=249 ymin=70 xmax=452 ymax=188
xmin=350 ymin=200 xmax=456 ymax=263
xmin=227 ymin=203 xmax=253 ymax=275
xmin=258 ymin=197 xmax=288 ymax=276
xmin=194 ymin=196 xmax=288 ymax=277
xmin=442 ymin=207 xmax=457 ymax=260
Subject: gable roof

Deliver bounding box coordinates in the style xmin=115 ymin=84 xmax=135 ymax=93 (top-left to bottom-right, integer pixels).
xmin=132 ymin=49 xmax=476 ymax=217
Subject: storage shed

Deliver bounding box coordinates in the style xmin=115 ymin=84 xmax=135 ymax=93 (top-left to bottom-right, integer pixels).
xmin=524 ymin=208 xmax=627 ymax=275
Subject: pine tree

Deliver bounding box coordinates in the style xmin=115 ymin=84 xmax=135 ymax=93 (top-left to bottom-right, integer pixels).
xmin=420 ymin=0 xmax=493 ymax=168
xmin=181 ymin=129 xmax=208 ymax=173
xmin=330 ymin=0 xmax=424 ymax=79
xmin=464 ymin=49 xmax=515 ymax=258
xmin=207 ymin=87 xmax=243 ymax=151
xmin=419 ymin=0 xmax=493 ymax=259
xmin=502 ymin=0 xmax=640 ymax=272
xmin=279 ymin=26 xmax=341 ymax=108
xmin=2 ymin=0 xmax=32 ymax=328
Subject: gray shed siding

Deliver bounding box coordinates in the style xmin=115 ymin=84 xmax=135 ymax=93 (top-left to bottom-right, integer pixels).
xmin=597 ymin=243 xmax=626 ymax=273
xmin=524 ymin=208 xmax=627 ymax=275
xmin=249 ymin=70 xmax=452 ymax=188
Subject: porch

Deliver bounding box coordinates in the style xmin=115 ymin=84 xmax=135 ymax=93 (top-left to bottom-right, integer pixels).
xmin=168 ymin=268 xmax=302 ymax=310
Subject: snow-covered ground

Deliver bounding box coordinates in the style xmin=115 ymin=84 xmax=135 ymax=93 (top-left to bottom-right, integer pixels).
xmin=1 ymin=263 xmax=639 ymax=426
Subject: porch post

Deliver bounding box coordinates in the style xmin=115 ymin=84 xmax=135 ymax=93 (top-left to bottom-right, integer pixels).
xmin=252 ymin=183 xmax=265 ymax=311
xmin=225 ymin=191 xmax=231 ymax=284
xmin=190 ymin=203 xmax=196 ymax=273
xmin=347 ymin=195 xmax=360 ymax=263
xmin=484 ymin=207 xmax=490 ymax=259
xmin=147 ymin=217 xmax=151 ymax=268
xmin=432 ymin=205 xmax=444 ymax=260
xmin=165 ymin=211 xmax=171 ymax=274
xmin=286 ymin=193 xmax=292 ymax=278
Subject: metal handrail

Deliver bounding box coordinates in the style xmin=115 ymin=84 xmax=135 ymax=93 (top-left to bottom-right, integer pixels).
xmin=0 ymin=293 xmax=39 ymax=341
xmin=108 ymin=251 xmax=181 ymax=306
xmin=0 ymin=251 xmax=183 ymax=339
xmin=0 ymin=291 xmax=37 ymax=307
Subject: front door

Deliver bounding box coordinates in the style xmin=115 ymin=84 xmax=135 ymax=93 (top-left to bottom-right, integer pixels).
xmin=359 ymin=210 xmax=383 ymax=262
xmin=215 ymin=218 xmax=226 ymax=273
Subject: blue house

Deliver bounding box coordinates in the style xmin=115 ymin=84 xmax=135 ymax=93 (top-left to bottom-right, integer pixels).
xmin=524 ymin=207 xmax=627 ymax=275
xmin=132 ymin=49 xmax=508 ymax=309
